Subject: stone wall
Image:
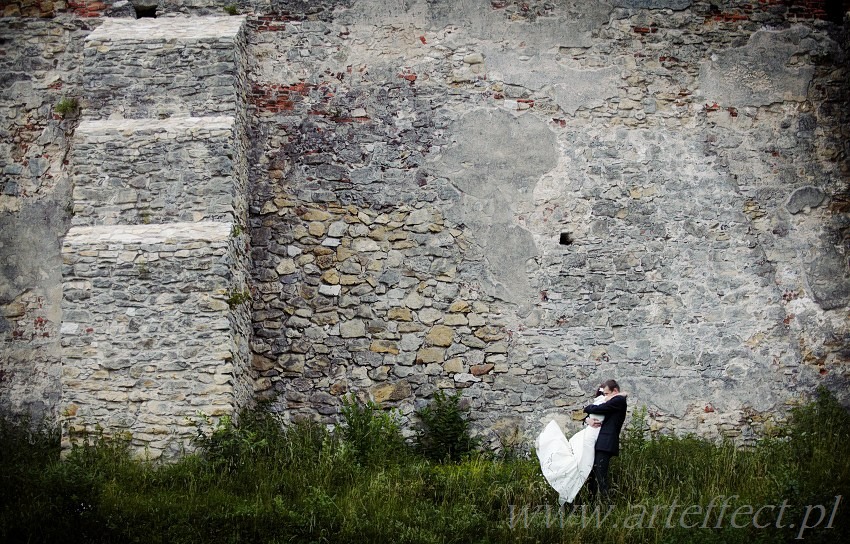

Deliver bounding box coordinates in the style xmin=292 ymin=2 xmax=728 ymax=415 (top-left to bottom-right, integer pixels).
xmin=0 ymin=16 xmax=95 ymax=419
xmin=70 ymin=116 xmax=250 ymax=227
xmin=57 ymin=15 xmax=254 ymax=458
xmin=82 ymin=17 xmax=247 ymax=119
xmin=0 ymin=0 xmax=253 ymax=18
xmin=60 ymin=223 xmax=250 ymax=457
xmin=1 ymin=1 xmax=848 ymax=454
xmin=245 ymin=0 xmax=850 ymax=445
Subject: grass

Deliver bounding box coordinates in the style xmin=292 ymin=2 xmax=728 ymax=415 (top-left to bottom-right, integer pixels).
xmin=1 ymin=388 xmax=848 ymax=543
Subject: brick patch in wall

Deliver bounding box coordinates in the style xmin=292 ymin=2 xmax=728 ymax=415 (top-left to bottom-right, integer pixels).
xmin=65 ymin=0 xmax=107 ymax=17
xmin=250 ymin=81 xmax=346 ymax=115
xmin=250 ymin=82 xmax=305 ymax=112
xmin=250 ymin=15 xmax=291 ymax=32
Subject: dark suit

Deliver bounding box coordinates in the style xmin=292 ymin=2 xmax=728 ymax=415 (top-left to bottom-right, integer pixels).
xmin=583 ymin=394 xmax=627 ymax=500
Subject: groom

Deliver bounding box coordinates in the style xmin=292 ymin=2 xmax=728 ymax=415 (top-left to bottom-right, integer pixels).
xmin=584 ymin=379 xmax=627 ymax=502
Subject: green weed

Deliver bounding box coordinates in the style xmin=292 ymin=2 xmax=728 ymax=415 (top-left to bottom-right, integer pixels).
xmin=414 ymin=389 xmax=480 ymax=461
xmin=225 ymin=288 xmax=252 ymax=308
xmin=339 ymin=394 xmax=407 ymax=466
xmin=54 ymin=97 xmax=79 ymax=117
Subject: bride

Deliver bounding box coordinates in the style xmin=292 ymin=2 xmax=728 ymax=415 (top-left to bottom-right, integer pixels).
xmin=535 ymin=385 xmax=607 ymax=505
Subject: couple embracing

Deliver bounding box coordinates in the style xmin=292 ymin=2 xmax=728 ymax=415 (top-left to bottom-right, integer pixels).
xmin=536 ymin=380 xmax=628 ymax=504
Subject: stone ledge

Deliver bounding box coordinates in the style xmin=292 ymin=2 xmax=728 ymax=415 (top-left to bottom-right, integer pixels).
xmin=81 ymin=15 xmax=249 ymax=120
xmin=85 ymin=16 xmax=246 ymax=44
xmin=76 ymin=116 xmax=235 ymax=137
xmin=60 ymin=217 xmax=249 ymax=460
xmin=70 ymin=115 xmax=242 ymax=226
xmin=63 ymin=222 xmax=233 ymax=245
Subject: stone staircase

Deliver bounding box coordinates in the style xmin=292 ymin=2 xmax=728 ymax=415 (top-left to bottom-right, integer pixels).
xmin=60 ymin=16 xmax=252 ymax=460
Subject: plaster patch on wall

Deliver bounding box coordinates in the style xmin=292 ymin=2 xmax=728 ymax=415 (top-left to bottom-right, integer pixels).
xmin=0 ymin=195 xmax=68 ymax=306
xmin=345 ymin=0 xmax=431 ymax=27
xmin=610 ymin=0 xmax=692 ymax=9
xmin=487 ymin=54 xmax=621 ymax=115
xmin=430 ymin=109 xmax=558 ymax=310
xmin=552 ymin=67 xmax=622 ymax=116
xmin=699 ymin=27 xmax=817 ymax=107
xmin=344 ymin=0 xmax=611 ymax=48
xmin=0 ymin=194 xmax=67 ymax=420
xmin=786 ymin=186 xmax=826 ymax=214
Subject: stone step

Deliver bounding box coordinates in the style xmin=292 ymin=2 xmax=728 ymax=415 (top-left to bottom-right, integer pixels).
xmin=70 ymin=116 xmax=245 ymax=226
xmin=82 ymin=16 xmax=247 ymax=119
xmin=60 ymin=222 xmax=252 ymax=460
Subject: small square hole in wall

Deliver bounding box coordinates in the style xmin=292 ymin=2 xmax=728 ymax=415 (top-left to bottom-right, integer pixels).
xmin=559 ymin=232 xmax=574 ymax=246
xmin=134 ymin=5 xmax=157 ymax=18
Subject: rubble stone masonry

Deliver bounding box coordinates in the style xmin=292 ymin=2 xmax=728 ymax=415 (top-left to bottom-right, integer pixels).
xmin=1 ymin=0 xmax=848 ymax=456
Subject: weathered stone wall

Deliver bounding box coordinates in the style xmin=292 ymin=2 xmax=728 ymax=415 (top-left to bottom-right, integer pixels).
xmin=246 ymin=0 xmax=849 ymax=445
xmin=82 ymin=16 xmax=246 ymax=118
xmin=1 ymin=1 xmax=848 ymax=453
xmin=70 ymin=117 xmax=249 ymax=226
xmin=0 ymin=17 xmax=95 ymax=419
xmin=56 ymin=15 xmax=254 ymax=458
xmin=60 ymin=223 xmax=249 ymax=458
xmin=0 ymin=0 xmax=253 ymax=18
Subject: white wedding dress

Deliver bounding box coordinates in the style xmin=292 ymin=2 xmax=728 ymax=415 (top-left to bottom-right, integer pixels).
xmin=535 ymin=395 xmax=605 ymax=504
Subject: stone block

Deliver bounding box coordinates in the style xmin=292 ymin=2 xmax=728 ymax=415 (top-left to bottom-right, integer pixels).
xmin=416 ymin=347 xmax=445 ymax=364
xmin=340 ymin=319 xmax=366 ymax=338
xmin=83 ymin=17 xmax=248 ymax=119
xmin=443 ymin=358 xmax=465 ymax=374
xmin=60 ymin=222 xmax=250 ymax=460
xmin=371 ymin=380 xmax=412 ymax=403
xmin=370 ymin=340 xmax=400 ymax=354
xmin=425 ymin=325 xmax=454 ymax=347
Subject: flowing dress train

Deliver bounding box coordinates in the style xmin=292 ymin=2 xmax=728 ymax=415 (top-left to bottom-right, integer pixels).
xmin=535 ymin=396 xmax=605 ymax=504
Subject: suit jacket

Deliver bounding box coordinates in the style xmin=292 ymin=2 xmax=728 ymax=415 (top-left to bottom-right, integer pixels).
xmin=583 ymin=394 xmax=627 ymax=456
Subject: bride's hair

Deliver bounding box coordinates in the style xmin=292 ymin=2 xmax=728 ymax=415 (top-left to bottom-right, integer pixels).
xmin=591 ymin=382 xmax=605 ymax=397
xmin=602 ymin=379 xmax=620 ymax=392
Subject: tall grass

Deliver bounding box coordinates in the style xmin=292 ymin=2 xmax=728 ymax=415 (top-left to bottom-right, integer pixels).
xmin=1 ymin=388 xmax=848 ymax=543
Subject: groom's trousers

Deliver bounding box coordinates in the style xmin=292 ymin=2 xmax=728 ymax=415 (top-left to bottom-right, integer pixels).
xmin=587 ymin=450 xmax=613 ymax=501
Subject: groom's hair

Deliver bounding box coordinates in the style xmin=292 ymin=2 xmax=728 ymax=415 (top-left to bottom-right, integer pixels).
xmin=603 ymin=379 xmax=620 ymax=392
